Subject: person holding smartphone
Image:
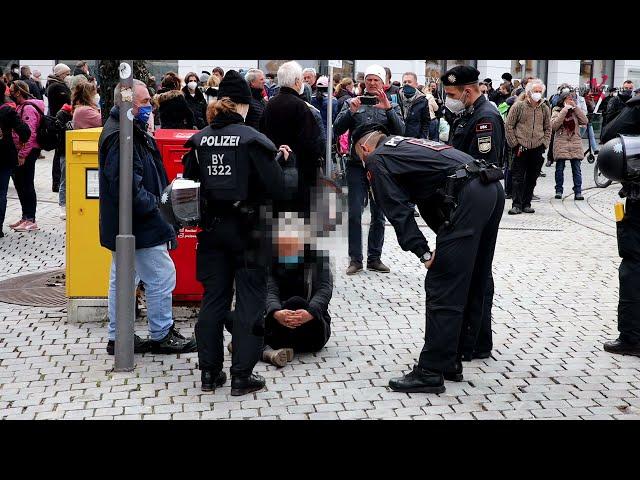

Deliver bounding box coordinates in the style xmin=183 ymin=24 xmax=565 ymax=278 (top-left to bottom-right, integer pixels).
xmin=333 ymin=64 xmax=405 ymax=275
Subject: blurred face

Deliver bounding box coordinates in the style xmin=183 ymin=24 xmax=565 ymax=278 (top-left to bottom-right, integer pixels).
xmin=622 ymin=82 xmax=634 ymax=94
xmin=345 ymin=82 xmax=354 ymax=93
xmin=133 ymin=84 xmax=151 ymax=115
xmin=480 ymin=85 xmax=488 ymax=95
xmin=250 ymin=72 xmax=265 ymax=89
xmin=303 ymin=71 xmax=315 ymax=86
xmin=186 ymin=75 xmax=198 ymax=85
xmin=402 ymin=74 xmax=418 ymax=88
xmin=429 ymin=83 xmax=437 ymax=92
xmin=365 ymin=74 xmax=383 ymax=92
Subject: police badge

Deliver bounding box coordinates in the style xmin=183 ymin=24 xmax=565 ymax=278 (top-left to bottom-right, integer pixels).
xmin=478 ymin=136 xmax=492 ymax=153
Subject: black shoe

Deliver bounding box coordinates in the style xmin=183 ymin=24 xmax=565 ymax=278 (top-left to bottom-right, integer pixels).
xmin=575 ymin=194 xmax=584 ymax=201
xmin=523 ymin=206 xmax=535 ymax=213
xmin=346 ymin=261 xmax=363 ymax=275
xmin=603 ymin=339 xmax=640 ymax=357
xmin=508 ymin=206 xmax=522 ymax=215
xmin=545 ymin=160 xmax=553 ymax=167
xmin=388 ymin=365 xmax=445 ymax=394
xmin=52 ymin=185 xmax=60 ymax=193
xmin=505 ymin=193 xmax=512 ymax=199
xmin=367 ymin=259 xmax=390 ymax=273
xmin=443 ymin=361 xmax=464 ymax=382
xmin=539 ymin=172 xmax=546 ymax=177
xmin=231 ymin=373 xmax=266 ymax=396
xmin=0 ymin=231 xmax=4 ymax=238
xmin=106 ymin=334 xmax=150 ymax=355
xmin=201 ymin=370 xmax=227 ymax=392
xmin=413 ymin=207 xmax=420 ymax=217
xmin=532 ymin=194 xmax=540 ymax=201
xmin=462 ymin=350 xmax=492 ymax=362
xmin=149 ymin=323 xmax=197 ymax=354
xmin=555 ymin=193 xmax=562 ymax=199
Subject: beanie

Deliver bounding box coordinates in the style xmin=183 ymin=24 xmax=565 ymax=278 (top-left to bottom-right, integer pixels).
xmin=364 ymin=64 xmax=385 ymax=83
xmin=217 ymin=70 xmax=252 ymax=104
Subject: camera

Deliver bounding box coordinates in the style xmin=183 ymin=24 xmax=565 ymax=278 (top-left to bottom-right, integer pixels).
xmin=359 ymin=95 xmax=379 ymax=106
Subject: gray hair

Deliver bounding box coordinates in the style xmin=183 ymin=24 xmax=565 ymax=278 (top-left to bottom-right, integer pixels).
xmin=278 ymin=61 xmax=303 ymax=89
xmin=114 ymin=78 xmax=147 ymax=103
xmin=525 ymin=78 xmax=546 ymax=94
xmin=244 ymin=68 xmax=264 ymax=85
xmin=302 ymin=67 xmax=316 ymax=77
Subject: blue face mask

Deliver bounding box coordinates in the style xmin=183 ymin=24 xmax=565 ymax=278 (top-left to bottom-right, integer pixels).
xmin=402 ymin=85 xmax=416 ymax=97
xmin=135 ymin=105 xmax=152 ymax=125
xmin=279 ymin=255 xmax=301 ymax=264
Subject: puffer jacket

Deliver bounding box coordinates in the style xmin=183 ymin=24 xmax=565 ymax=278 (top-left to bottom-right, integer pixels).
xmin=0 ymin=102 xmax=31 ymax=168
xmin=12 ymin=99 xmax=46 ymax=158
xmin=551 ymin=105 xmax=588 ymax=160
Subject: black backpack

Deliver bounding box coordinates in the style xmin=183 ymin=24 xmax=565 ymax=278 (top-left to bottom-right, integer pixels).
xmin=22 ymin=101 xmax=62 ymax=151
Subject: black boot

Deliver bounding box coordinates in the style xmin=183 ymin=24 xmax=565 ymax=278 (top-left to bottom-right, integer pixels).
xmin=149 ymin=323 xmax=197 ymax=354
xmin=231 ymin=373 xmax=266 ymax=396
xmin=106 ymin=334 xmax=150 ymax=355
xmin=388 ymin=365 xmax=445 ymax=394
xmin=443 ymin=360 xmax=464 ymax=382
xmin=201 ymin=370 xmax=227 ymax=392
xmin=603 ymin=338 xmax=640 ymax=357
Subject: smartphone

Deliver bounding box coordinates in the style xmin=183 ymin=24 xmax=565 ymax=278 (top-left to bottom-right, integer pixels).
xmin=359 ymin=95 xmax=379 ymax=106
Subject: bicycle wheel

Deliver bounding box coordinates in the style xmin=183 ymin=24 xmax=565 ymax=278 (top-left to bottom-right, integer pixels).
xmin=594 ymin=162 xmax=612 ymax=188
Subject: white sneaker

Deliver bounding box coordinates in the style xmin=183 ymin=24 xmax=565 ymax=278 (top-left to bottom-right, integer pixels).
xmin=60 ymin=206 xmax=67 ymax=220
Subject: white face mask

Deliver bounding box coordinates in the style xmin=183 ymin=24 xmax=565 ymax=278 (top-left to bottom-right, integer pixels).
xmin=297 ymin=80 xmax=305 ymax=95
xmin=188 ymin=81 xmax=198 ymax=90
xmin=94 ymin=94 xmax=100 ymax=107
xmin=445 ymin=91 xmax=466 ymax=114
xmin=530 ymin=92 xmax=543 ymax=102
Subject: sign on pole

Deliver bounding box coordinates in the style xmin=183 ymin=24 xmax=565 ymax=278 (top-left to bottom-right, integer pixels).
xmin=329 ymin=60 xmax=342 ymax=69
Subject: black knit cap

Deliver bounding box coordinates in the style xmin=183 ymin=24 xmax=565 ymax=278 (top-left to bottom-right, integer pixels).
xmin=441 ymin=66 xmax=480 ymax=87
xmin=217 ymin=70 xmax=252 ymax=104
xmin=502 ymin=72 xmax=513 ymax=82
xmin=351 ymin=122 xmax=390 ymax=145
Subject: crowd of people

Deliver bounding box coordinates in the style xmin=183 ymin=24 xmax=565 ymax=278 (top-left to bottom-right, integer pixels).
xmin=2 ymin=59 xmax=639 ymax=395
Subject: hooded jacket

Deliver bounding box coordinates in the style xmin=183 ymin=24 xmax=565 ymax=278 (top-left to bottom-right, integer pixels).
xmin=12 ymin=98 xmax=46 ymax=158
xmin=397 ymin=87 xmax=430 ymax=139
xmin=0 ymin=101 xmax=31 ymax=168
xmin=181 ymin=85 xmax=207 ymax=129
xmin=98 ymin=107 xmax=176 ymax=251
xmin=155 ymin=89 xmax=196 ymax=130
xmin=45 ymin=75 xmax=71 ymax=116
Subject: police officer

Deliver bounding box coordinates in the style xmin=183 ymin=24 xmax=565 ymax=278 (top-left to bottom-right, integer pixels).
xmin=442 ymin=65 xmax=506 ymax=362
xmin=353 ymin=124 xmax=505 ymax=393
xmin=599 ymin=96 xmax=640 ymax=357
xmin=181 ymin=70 xmax=296 ymax=395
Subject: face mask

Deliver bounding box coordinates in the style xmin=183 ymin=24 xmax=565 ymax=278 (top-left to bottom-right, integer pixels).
xmin=94 ymin=94 xmax=100 ymax=107
xmin=620 ymin=89 xmax=632 ymax=98
xmin=561 ymin=88 xmax=570 ymax=94
xmin=445 ymin=91 xmax=466 ymax=114
xmin=188 ymin=81 xmax=198 ymax=91
xmin=402 ymin=85 xmax=416 ymax=97
xmin=298 ymin=81 xmax=305 ymax=95
xmin=135 ymin=105 xmax=152 ymax=125
xmin=483 ymin=93 xmax=488 ymax=99
xmin=530 ymin=92 xmax=543 ymax=102
xmin=279 ymin=255 xmax=301 ymax=264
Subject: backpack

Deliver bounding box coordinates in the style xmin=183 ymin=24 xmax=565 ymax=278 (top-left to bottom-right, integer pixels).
xmin=23 ymin=101 xmax=62 ymax=151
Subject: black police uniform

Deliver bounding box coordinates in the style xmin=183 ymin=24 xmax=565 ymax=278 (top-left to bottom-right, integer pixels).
xmin=182 ymin=117 xmax=294 ymax=381
xmin=364 ymin=134 xmax=505 ymax=374
xmin=598 ymin=106 xmax=640 ymax=354
xmin=444 ymin=66 xmax=506 ymax=360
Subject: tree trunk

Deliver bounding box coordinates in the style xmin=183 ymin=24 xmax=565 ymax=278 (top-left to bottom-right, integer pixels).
xmin=99 ymin=60 xmax=150 ymax=124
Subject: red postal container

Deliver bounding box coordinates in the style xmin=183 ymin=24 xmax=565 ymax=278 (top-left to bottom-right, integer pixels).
xmin=154 ymin=129 xmax=203 ymax=302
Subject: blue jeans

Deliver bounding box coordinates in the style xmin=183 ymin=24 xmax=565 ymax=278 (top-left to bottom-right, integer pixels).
xmin=58 ymin=154 xmax=66 ymax=206
xmin=555 ymin=159 xmax=582 ymax=195
xmin=107 ymin=244 xmax=176 ymax=341
xmin=0 ymin=163 xmax=12 ymax=231
xmin=347 ymin=162 xmax=385 ymax=264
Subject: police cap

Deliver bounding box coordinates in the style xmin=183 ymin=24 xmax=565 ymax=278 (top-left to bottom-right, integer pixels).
xmin=441 ymin=66 xmax=480 ymax=87
xmin=351 ymin=123 xmax=390 ymax=145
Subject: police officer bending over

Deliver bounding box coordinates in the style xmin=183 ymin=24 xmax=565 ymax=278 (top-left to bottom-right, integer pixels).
xmin=353 ymin=124 xmax=505 ymax=393
xmin=181 ymin=71 xmax=297 ymax=395
xmin=443 ymin=65 xmax=506 ymax=361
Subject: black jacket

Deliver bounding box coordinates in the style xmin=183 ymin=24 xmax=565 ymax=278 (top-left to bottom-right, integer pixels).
xmin=246 ymin=87 xmax=266 ymax=131
xmin=260 ymin=86 xmax=324 ymax=192
xmin=366 ymin=136 xmax=475 ymax=258
xmin=601 ymin=95 xmax=640 ymax=143
xmin=98 ymin=107 xmax=176 ymax=251
xmin=55 ymin=108 xmax=73 ymax=154
xmin=45 ymin=76 xmax=71 ymax=116
xmin=398 ymin=90 xmax=430 ymax=139
xmin=0 ymin=102 xmax=31 ymax=168
xmin=604 ymin=93 xmax=632 ymax=129
xmin=20 ymin=75 xmax=43 ymax=100
xmin=182 ymin=86 xmax=208 ymax=129
xmin=336 ymin=89 xmax=355 ymax=113
xmin=266 ymin=252 xmax=332 ymax=340
xmin=156 ymin=90 xmax=196 ymax=130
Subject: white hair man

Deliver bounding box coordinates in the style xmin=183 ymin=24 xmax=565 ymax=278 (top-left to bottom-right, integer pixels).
xmin=505 ymin=78 xmax=551 ymax=215
xmin=244 ymin=68 xmax=267 ymax=130
xmin=303 ymin=67 xmax=317 ymax=89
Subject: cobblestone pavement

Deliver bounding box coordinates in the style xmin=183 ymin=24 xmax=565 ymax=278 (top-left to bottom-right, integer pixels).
xmin=1 ymin=151 xmax=639 ymax=420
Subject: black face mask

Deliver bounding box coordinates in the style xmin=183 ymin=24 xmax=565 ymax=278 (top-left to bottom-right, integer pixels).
xmin=620 ymin=89 xmax=633 ymax=98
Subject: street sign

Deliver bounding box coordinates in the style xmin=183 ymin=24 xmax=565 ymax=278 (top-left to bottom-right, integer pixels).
xmin=329 ymin=60 xmax=342 ymax=69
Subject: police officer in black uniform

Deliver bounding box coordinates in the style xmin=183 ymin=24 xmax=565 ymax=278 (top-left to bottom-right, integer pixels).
xmin=442 ymin=65 xmax=506 ymax=362
xmin=598 ymin=99 xmax=640 ymax=357
xmin=353 ymin=124 xmax=505 ymax=393
xmin=182 ymin=71 xmax=296 ymax=395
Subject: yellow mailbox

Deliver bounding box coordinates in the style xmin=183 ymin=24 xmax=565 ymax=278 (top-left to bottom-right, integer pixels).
xmin=65 ymin=127 xmax=111 ymax=322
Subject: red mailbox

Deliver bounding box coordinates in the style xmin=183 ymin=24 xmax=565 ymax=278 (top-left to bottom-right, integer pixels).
xmin=154 ymin=129 xmax=203 ymax=302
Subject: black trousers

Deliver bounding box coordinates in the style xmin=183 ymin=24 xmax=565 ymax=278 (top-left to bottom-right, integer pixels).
xmin=617 ymin=198 xmax=640 ymax=345
xmin=265 ymin=296 xmax=329 ymax=352
xmin=419 ymin=178 xmax=505 ymax=372
xmin=511 ymin=146 xmax=544 ymax=209
xmin=52 ymin=148 xmax=61 ymax=191
xmin=11 ymin=148 xmax=40 ymax=221
xmin=195 ymin=240 xmax=267 ymax=377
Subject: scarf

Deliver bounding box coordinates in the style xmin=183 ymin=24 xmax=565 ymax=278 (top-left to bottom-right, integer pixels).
xmin=563 ymin=111 xmax=576 ymax=135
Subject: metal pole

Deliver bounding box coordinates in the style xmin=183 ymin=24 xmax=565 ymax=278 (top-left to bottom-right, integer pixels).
xmin=326 ymin=65 xmax=333 ymax=177
xmin=114 ymin=60 xmax=136 ymax=372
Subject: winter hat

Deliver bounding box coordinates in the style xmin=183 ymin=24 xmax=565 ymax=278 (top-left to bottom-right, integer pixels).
xmin=199 ymin=72 xmax=210 ymax=84
xmin=54 ymin=63 xmax=71 ymax=77
xmin=364 ymin=64 xmax=385 ymax=83
xmin=316 ymin=76 xmax=329 ymax=88
xmin=217 ymin=70 xmax=252 ymax=104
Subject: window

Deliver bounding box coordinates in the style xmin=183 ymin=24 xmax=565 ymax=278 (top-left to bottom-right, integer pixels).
xmin=511 ymin=60 xmax=548 ymax=85
xmin=581 ymin=59 xmax=614 ymax=90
